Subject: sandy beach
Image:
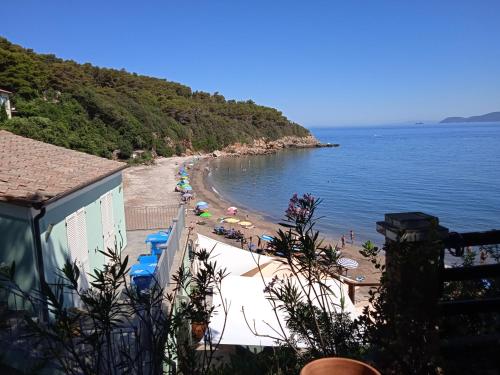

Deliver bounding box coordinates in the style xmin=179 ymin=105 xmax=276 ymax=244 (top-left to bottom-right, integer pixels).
xmin=123 ymin=155 xmax=381 ymax=306
xmin=185 ymin=157 xmax=381 ymax=286
xmin=123 ymin=156 xmax=193 ymax=207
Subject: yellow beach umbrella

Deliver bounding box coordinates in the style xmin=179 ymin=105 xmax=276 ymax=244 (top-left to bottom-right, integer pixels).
xmin=239 ymin=221 xmax=253 ymax=227
xmin=224 ymin=218 xmax=240 ymax=224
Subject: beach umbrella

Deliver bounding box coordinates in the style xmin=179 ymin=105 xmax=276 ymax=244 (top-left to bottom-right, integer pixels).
xmin=224 ymin=218 xmax=240 ymax=224
xmin=337 ymin=257 xmax=359 ymax=270
xmin=260 ymin=235 xmax=274 ymax=242
xmin=239 ymin=221 xmax=253 ymax=227
xmin=182 ymin=186 xmax=193 ymax=191
xmin=197 ymin=205 xmax=209 ymax=211
xmin=227 ymin=206 xmax=238 ymax=215
xmin=200 ymin=212 xmax=212 ymax=218
xmin=182 ymin=193 xmax=193 ymax=197
xmin=196 ymin=201 xmax=208 ymax=207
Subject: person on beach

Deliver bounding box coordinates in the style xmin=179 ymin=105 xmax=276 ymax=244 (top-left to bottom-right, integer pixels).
xmin=334 ymin=244 xmax=341 ymax=256
xmin=480 ymin=249 xmax=488 ymax=264
xmin=248 ymin=236 xmax=257 ymax=252
xmin=350 ymin=230 xmax=355 ymax=244
xmin=341 ymin=235 xmax=346 ymax=248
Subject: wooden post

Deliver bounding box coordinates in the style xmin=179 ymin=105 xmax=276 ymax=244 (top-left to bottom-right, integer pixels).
xmin=375 ymin=212 xmax=449 ymax=371
xmin=348 ymin=283 xmax=355 ymax=304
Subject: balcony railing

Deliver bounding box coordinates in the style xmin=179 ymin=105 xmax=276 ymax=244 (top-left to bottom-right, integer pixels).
xmin=156 ymin=204 xmax=186 ymax=290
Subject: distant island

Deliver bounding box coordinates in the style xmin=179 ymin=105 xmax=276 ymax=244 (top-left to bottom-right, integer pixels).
xmin=440 ymin=111 xmax=500 ymax=123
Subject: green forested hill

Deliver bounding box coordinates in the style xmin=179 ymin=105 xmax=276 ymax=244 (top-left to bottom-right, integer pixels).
xmin=0 ymin=37 xmax=309 ymax=158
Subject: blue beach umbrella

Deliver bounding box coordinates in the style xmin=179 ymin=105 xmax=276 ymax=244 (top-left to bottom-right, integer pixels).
xmin=260 ymin=235 xmax=274 ymax=242
xmin=196 ymin=201 xmax=208 ymax=207
xmin=183 ymin=186 xmax=193 ymax=191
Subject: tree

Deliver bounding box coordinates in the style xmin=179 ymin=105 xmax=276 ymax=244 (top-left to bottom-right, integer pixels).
xmin=0 ymin=102 xmax=8 ymax=122
xmin=0 ymin=36 xmax=311 ymax=160
xmin=245 ymin=194 xmax=366 ymax=370
xmin=0 ymin=245 xmax=228 ymax=375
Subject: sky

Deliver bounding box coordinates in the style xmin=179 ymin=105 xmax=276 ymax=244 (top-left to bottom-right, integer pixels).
xmin=2 ymin=0 xmax=500 ymax=127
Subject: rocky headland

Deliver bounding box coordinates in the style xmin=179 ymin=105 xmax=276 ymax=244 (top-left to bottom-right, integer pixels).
xmin=209 ymin=135 xmax=338 ymax=157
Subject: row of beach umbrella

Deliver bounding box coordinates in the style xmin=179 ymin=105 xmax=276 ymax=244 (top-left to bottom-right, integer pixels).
xmin=177 ymin=163 xmax=256 ymax=228
xmin=177 ymin=163 xmax=216 ymax=219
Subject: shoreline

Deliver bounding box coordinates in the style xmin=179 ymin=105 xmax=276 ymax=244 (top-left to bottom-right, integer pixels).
xmin=186 ymin=156 xmax=382 ymax=286
xmin=187 ymin=156 xmax=281 ymax=239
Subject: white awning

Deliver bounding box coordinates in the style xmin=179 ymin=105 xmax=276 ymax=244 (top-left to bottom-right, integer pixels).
xmin=196 ymin=234 xmax=358 ymax=347
xmin=197 ymin=234 xmax=274 ymax=276
xmin=209 ymin=275 xmax=291 ymax=347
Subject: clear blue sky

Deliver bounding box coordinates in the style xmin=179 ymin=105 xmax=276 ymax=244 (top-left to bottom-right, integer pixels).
xmin=2 ymin=0 xmax=500 ymax=127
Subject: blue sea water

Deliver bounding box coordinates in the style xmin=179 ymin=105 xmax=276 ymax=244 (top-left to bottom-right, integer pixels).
xmin=207 ymin=123 xmax=500 ymax=245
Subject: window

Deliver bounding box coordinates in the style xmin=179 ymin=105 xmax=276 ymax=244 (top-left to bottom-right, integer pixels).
xmin=100 ymin=191 xmax=115 ymax=253
xmin=66 ymin=208 xmax=90 ymax=290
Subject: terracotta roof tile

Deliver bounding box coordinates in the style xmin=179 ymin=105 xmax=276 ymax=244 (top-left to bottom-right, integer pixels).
xmin=0 ymin=130 xmax=126 ymax=206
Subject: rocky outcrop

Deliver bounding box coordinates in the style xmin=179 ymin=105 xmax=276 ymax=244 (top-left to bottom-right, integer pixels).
xmin=220 ymin=136 xmax=338 ymax=156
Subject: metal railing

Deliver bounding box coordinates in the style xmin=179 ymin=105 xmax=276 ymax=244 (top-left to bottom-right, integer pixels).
xmin=439 ymin=230 xmax=500 ymax=315
xmin=125 ymin=205 xmax=180 ymax=231
xmin=156 ymin=204 xmax=186 ymax=289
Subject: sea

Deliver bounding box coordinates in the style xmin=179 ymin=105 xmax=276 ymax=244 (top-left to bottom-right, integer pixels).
xmin=207 ymin=123 xmax=500 ymax=246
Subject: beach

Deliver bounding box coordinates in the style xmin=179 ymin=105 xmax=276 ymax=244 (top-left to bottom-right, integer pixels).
xmin=122 ymin=154 xmax=382 ymax=306
xmin=123 ymin=156 xmax=193 ymax=207
xmin=185 ymin=156 xmax=382 ymax=288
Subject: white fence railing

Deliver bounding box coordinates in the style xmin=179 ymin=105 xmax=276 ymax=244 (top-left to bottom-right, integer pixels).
xmin=156 ymin=204 xmax=186 ymax=289
xmin=125 ymin=205 xmax=180 ymax=231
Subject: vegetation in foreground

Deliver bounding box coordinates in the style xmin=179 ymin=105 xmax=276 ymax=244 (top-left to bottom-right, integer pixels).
xmin=1 ymin=195 xmax=498 ymax=374
xmin=0 ymin=37 xmax=309 ymax=159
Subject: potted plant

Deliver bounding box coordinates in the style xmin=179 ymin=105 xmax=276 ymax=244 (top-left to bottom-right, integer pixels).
xmin=300 ymin=357 xmax=381 ymax=375
xmin=186 ymin=289 xmax=212 ymax=342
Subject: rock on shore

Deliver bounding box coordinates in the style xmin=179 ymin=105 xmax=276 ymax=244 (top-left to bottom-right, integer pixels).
xmin=215 ymin=135 xmax=338 ymax=156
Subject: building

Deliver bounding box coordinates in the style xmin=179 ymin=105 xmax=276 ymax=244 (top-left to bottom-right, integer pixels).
xmin=0 ymin=130 xmax=128 ymax=315
xmin=0 ymin=88 xmax=13 ymax=119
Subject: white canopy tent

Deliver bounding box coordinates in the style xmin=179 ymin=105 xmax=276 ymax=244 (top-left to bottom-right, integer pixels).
xmin=209 ymin=275 xmax=289 ymax=347
xmin=196 ymin=234 xmax=358 ymax=347
xmin=196 ymin=234 xmax=274 ymax=276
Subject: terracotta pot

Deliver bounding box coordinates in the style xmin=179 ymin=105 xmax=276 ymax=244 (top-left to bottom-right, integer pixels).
xmin=191 ymin=322 xmax=208 ymax=341
xmin=300 ymin=357 xmax=381 ymax=375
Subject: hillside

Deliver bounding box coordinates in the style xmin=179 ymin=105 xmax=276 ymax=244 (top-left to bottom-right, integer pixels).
xmin=440 ymin=111 xmax=500 ymax=123
xmin=0 ymin=37 xmax=310 ymax=159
